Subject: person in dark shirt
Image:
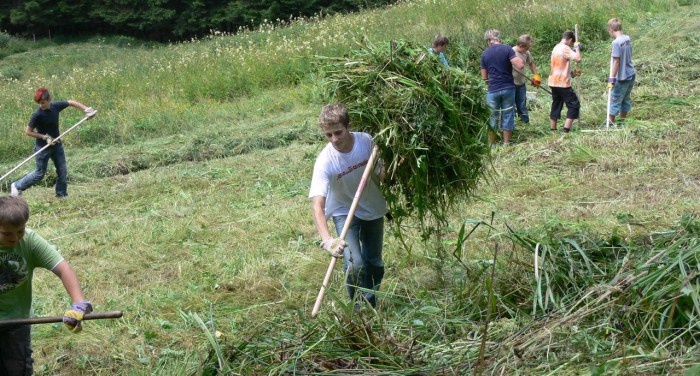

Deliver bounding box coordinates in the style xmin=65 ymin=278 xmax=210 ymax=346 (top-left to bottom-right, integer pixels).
xmin=481 ymin=29 xmax=524 ymax=146
xmin=10 ymin=87 xmax=96 ymax=198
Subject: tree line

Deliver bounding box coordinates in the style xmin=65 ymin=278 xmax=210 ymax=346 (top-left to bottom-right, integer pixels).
xmin=0 ymin=0 xmax=394 ymax=41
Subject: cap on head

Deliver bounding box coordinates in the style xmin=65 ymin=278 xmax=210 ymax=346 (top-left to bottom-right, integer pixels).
xmin=34 ymin=87 xmax=50 ymax=103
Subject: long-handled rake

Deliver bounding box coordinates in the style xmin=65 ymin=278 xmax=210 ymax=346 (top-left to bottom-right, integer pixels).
xmin=581 ymin=56 xmax=619 ymax=134
xmin=311 ymin=145 xmax=380 ymax=318
xmin=605 ymin=55 xmax=614 ymax=129
xmin=0 ymin=310 xmax=122 ymax=327
xmin=0 ymin=111 xmax=97 ymax=184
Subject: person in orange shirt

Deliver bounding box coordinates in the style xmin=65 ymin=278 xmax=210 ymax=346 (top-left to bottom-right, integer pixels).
xmin=547 ymin=31 xmax=581 ymax=133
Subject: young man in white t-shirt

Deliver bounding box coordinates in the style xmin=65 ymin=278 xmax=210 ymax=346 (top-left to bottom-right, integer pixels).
xmin=309 ymin=103 xmax=388 ymax=309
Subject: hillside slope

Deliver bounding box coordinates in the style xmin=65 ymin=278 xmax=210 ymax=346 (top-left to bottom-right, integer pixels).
xmin=0 ymin=1 xmax=697 ymax=375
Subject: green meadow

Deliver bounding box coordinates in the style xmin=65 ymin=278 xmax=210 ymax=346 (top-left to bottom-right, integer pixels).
xmin=0 ymin=0 xmax=698 ymax=374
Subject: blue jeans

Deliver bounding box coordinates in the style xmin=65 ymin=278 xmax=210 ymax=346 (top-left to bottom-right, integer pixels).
xmin=14 ymin=143 xmax=68 ymax=197
xmin=0 ymin=325 xmax=33 ymax=376
xmin=486 ymin=88 xmax=516 ymax=131
xmin=514 ymin=84 xmax=529 ymax=123
xmin=332 ymin=215 xmax=385 ymax=307
xmin=610 ymin=75 xmax=635 ymax=116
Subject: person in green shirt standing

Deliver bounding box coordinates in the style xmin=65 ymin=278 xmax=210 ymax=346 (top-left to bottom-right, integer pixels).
xmin=0 ymin=196 xmax=92 ymax=376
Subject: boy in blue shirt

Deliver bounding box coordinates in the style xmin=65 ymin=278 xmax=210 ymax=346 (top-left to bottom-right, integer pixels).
xmin=429 ymin=34 xmax=450 ymax=67
xmin=607 ymin=18 xmax=636 ymax=125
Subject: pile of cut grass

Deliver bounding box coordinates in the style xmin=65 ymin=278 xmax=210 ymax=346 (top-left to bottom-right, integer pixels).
xmin=322 ymin=38 xmax=490 ymax=231
xmin=197 ymin=216 xmax=698 ymax=374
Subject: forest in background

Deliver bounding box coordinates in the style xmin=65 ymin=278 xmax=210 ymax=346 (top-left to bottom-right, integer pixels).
xmin=0 ymin=0 xmax=395 ymax=41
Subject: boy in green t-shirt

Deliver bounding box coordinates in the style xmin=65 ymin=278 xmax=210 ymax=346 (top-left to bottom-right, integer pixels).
xmin=0 ymin=196 xmax=92 ymax=376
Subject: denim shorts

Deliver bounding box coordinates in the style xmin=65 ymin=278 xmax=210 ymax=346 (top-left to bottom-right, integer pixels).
xmin=610 ymin=75 xmax=635 ymax=115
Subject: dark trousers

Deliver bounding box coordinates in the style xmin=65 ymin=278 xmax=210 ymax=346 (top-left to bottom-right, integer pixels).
xmin=549 ymin=86 xmax=580 ymax=120
xmin=0 ymin=325 xmax=33 ymax=376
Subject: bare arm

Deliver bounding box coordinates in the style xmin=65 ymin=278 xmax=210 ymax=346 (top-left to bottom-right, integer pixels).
xmin=511 ymin=56 xmax=525 ymax=70
xmin=529 ymin=61 xmax=538 ymax=75
xmin=572 ymin=49 xmax=582 ymax=63
xmin=481 ymin=68 xmax=488 ymax=81
xmin=311 ymin=196 xmax=332 ymax=243
xmin=67 ymin=100 xmax=90 ymax=112
xmin=51 ymin=260 xmax=86 ymax=303
xmin=26 ymin=125 xmax=49 ymax=141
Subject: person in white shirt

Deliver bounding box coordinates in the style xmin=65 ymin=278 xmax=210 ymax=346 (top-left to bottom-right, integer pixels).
xmin=309 ymin=103 xmax=388 ymax=309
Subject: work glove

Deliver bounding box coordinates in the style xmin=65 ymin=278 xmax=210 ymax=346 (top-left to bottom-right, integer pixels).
xmin=531 ymin=74 xmax=542 ymax=87
xmin=320 ymin=237 xmax=346 ymax=258
xmin=572 ymin=68 xmax=582 ymax=77
xmin=84 ymin=107 xmax=97 ymax=119
xmin=43 ymin=135 xmax=59 ymax=145
xmin=573 ymin=42 xmax=582 ymax=51
xmin=607 ymin=77 xmax=616 ymax=89
xmin=63 ymin=301 xmax=93 ymax=333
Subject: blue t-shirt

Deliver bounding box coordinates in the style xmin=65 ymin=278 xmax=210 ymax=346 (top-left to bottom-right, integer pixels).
xmin=612 ymin=35 xmax=635 ymax=81
xmin=481 ymin=44 xmax=516 ymax=92
xmin=429 ymin=48 xmax=449 ymax=67
xmin=28 ymin=101 xmax=69 ymax=147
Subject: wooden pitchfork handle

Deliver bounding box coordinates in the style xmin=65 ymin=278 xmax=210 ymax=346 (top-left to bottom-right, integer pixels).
xmin=0 ymin=311 xmax=122 ymax=327
xmin=311 ymin=145 xmax=380 ymax=317
xmin=575 ymin=24 xmax=582 ymax=127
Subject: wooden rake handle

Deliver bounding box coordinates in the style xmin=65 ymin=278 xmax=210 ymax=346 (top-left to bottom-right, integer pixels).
xmin=311 ymin=145 xmax=380 ymax=317
xmin=0 ymin=311 xmax=123 ymax=327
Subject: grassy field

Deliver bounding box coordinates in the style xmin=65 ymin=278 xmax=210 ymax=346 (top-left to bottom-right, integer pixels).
xmin=0 ymin=0 xmax=698 ymax=374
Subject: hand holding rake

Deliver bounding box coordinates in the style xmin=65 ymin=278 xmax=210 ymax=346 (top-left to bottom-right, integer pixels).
xmin=0 ymin=310 xmax=122 ymax=328
xmin=0 ymin=111 xmax=97 ymax=184
xmin=311 ymin=146 xmax=380 ymax=317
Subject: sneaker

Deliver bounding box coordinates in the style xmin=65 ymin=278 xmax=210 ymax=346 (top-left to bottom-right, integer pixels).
xmin=10 ymin=183 xmax=20 ymax=197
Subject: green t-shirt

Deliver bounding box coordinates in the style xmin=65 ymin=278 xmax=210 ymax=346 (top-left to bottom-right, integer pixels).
xmin=0 ymin=228 xmax=64 ymax=320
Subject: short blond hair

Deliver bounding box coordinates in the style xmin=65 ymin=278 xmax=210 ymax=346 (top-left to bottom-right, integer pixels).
xmin=484 ymin=29 xmax=501 ymax=43
xmin=608 ymin=18 xmax=622 ymax=32
xmin=319 ymin=103 xmax=350 ymax=128
xmin=0 ymin=196 xmax=30 ymax=226
xmin=516 ymin=34 xmax=533 ymax=48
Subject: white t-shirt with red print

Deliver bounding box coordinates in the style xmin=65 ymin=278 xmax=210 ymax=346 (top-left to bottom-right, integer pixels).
xmin=309 ymin=132 xmax=387 ymax=220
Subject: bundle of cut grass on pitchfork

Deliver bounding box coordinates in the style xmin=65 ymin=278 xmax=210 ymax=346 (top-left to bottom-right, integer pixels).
xmin=321 ymin=38 xmax=491 ymax=233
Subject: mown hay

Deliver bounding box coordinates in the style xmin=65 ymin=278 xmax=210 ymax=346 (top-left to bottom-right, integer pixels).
xmin=322 ymin=38 xmax=490 ymax=228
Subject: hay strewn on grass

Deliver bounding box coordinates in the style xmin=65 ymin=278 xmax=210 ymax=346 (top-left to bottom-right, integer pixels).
xmin=322 ymin=38 xmax=491 ymax=229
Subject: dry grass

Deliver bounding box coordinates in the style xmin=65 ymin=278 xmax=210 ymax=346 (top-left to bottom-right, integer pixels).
xmin=0 ymin=0 xmax=697 ymax=375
